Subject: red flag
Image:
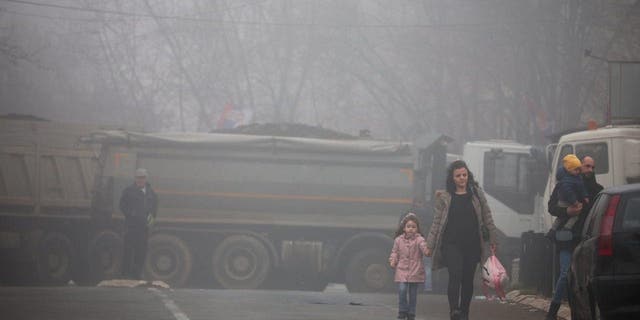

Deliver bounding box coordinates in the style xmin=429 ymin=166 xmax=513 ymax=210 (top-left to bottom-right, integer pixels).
xmin=216 ymin=103 xmax=244 ymax=129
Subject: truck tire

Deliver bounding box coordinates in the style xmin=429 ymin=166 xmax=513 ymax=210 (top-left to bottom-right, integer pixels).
xmin=36 ymin=232 xmax=76 ymax=285
xmin=144 ymin=234 xmax=192 ymax=287
xmin=345 ymin=248 xmax=394 ymax=293
xmin=88 ymin=230 xmax=123 ymax=282
xmin=212 ymin=235 xmax=271 ymax=289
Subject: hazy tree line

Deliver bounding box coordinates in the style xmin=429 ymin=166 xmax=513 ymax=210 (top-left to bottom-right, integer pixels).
xmin=1 ymin=0 xmax=639 ymax=147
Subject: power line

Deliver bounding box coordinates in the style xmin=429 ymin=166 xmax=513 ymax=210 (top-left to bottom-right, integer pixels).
xmin=1 ymin=0 xmax=568 ymax=29
xmin=3 ymin=0 xmax=152 ymax=18
xmin=1 ymin=8 xmax=99 ymax=22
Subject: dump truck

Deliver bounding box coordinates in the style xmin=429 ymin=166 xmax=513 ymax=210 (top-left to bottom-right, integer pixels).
xmin=1 ymin=117 xmax=449 ymax=291
xmin=85 ymin=130 xmax=448 ymax=291
xmin=0 ymin=116 xmax=103 ymax=284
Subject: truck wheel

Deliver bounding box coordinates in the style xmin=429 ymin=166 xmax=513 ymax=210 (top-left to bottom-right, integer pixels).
xmin=144 ymin=234 xmax=192 ymax=287
xmin=212 ymin=235 xmax=271 ymax=289
xmin=345 ymin=248 xmax=394 ymax=292
xmin=36 ymin=232 xmax=76 ymax=285
xmin=88 ymin=230 xmax=123 ymax=281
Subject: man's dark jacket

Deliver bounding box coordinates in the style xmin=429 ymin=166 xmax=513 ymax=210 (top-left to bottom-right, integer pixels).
xmin=548 ymin=173 xmax=603 ymax=250
xmin=119 ymin=183 xmax=158 ymax=228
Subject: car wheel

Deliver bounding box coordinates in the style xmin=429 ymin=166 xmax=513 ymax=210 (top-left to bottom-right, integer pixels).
xmin=589 ymin=287 xmax=602 ymax=320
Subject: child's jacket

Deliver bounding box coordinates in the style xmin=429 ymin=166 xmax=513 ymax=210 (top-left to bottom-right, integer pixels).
xmin=389 ymin=233 xmax=429 ymax=282
xmin=555 ymin=167 xmax=587 ymax=205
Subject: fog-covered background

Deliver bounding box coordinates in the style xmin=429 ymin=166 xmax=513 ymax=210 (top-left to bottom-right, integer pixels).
xmin=2 ymin=0 xmax=639 ymax=147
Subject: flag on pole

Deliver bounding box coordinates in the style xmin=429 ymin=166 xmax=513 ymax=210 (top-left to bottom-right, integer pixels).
xmin=216 ymin=103 xmax=252 ymax=129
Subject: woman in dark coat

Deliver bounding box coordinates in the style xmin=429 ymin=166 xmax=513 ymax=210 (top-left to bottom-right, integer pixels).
xmin=425 ymin=160 xmax=498 ymax=320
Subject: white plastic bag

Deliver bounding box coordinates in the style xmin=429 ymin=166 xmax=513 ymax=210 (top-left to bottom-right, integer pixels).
xmin=481 ymin=249 xmax=509 ymax=300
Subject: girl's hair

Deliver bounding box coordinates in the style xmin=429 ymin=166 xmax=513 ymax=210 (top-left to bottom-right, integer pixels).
xmin=446 ymin=160 xmax=479 ymax=195
xmin=395 ymin=212 xmax=422 ymax=238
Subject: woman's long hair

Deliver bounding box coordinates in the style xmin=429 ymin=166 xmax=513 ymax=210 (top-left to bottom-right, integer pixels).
xmin=446 ymin=160 xmax=479 ymax=195
xmin=394 ymin=213 xmax=422 ymax=238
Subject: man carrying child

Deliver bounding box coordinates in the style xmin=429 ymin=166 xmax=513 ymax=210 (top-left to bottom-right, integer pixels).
xmin=545 ymin=155 xmax=603 ymax=320
xmin=547 ymin=154 xmax=588 ymax=240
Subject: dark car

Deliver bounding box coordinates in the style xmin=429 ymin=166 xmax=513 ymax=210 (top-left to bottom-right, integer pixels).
xmin=568 ymin=183 xmax=640 ymax=320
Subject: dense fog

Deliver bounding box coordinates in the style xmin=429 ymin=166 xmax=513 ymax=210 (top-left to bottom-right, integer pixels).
xmin=1 ymin=0 xmax=639 ymax=147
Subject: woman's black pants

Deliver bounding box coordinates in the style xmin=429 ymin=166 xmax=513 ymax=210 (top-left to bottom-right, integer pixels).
xmin=443 ymin=243 xmax=478 ymax=315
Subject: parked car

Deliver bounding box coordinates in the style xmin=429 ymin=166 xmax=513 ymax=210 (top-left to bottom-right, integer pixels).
xmin=568 ymin=183 xmax=640 ymax=320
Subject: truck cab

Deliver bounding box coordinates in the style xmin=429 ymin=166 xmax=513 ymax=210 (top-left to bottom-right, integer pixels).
xmin=460 ymin=140 xmax=547 ymax=264
xmin=464 ymin=141 xmax=546 ymax=236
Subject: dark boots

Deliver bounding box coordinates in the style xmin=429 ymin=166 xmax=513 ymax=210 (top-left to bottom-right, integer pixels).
xmin=450 ymin=308 xmax=462 ymax=320
xmin=545 ymin=302 xmax=561 ymax=320
xmin=397 ymin=312 xmax=415 ymax=320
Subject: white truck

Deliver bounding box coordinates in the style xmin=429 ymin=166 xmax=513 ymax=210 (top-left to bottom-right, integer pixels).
xmin=460 ymin=140 xmax=546 ymax=266
xmin=540 ymin=124 xmax=640 ymax=230
xmin=459 ymin=124 xmax=640 ymax=268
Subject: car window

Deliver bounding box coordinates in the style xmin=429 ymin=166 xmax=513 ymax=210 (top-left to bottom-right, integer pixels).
xmin=584 ymin=193 xmax=610 ymax=237
xmin=575 ymin=142 xmax=609 ymax=174
xmin=621 ymin=194 xmax=640 ymax=230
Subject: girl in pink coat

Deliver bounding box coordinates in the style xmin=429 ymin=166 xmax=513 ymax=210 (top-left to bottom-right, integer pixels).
xmin=389 ymin=213 xmax=429 ymax=320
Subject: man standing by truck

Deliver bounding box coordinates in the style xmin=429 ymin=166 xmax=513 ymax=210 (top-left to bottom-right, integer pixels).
xmin=545 ymin=156 xmax=603 ymax=320
xmin=120 ymin=168 xmax=158 ymax=280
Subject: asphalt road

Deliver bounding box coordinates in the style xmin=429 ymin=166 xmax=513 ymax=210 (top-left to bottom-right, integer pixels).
xmin=0 ymin=284 xmax=548 ymax=320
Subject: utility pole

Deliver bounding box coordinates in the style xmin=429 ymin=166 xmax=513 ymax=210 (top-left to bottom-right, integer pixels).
xmin=584 ymin=50 xmax=640 ymax=125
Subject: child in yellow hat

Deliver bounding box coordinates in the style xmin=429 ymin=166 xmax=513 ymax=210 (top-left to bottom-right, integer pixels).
xmin=548 ymin=154 xmax=588 ymax=240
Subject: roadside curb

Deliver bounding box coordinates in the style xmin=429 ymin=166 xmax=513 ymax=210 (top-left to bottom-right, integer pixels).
xmin=506 ymin=290 xmax=570 ymax=320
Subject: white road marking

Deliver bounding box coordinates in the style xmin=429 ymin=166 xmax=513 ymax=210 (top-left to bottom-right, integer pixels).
xmin=149 ymin=288 xmax=190 ymax=320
